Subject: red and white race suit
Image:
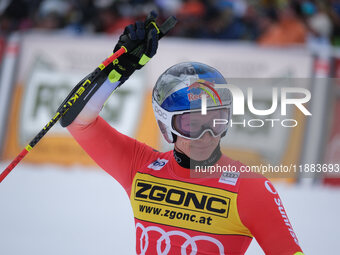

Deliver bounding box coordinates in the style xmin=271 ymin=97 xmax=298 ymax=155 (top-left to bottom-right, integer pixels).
xmin=68 ymin=116 xmax=303 ymax=255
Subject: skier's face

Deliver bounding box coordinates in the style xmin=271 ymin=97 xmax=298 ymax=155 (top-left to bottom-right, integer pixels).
xmin=175 ymin=132 xmax=221 ymax=161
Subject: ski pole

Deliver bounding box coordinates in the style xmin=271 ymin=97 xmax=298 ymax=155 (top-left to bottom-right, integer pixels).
xmin=0 ymin=14 xmax=177 ymax=183
xmin=0 ymin=47 xmax=126 ymax=183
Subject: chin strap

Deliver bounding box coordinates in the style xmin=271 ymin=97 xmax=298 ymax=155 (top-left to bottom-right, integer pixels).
xmin=172 ymin=133 xmax=177 ymax=143
xmin=173 ymin=143 xmax=222 ymax=169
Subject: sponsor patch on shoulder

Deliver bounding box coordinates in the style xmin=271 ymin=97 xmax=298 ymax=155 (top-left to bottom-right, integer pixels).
xmin=219 ymin=172 xmax=240 ymax=186
xmin=147 ymin=158 xmax=169 ymax=170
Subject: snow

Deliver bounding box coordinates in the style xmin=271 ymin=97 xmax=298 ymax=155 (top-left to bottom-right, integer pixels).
xmin=0 ymin=162 xmax=339 ymax=255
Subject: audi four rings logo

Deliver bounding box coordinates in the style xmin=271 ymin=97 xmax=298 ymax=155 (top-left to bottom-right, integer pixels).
xmin=221 ymin=172 xmax=239 ymax=178
xmin=154 ymin=105 xmax=167 ymax=120
xmin=136 ymin=222 xmax=225 ymax=255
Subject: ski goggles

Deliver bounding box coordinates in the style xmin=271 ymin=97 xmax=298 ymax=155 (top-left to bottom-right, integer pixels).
xmin=153 ymin=99 xmax=230 ymax=140
xmin=172 ymin=107 xmax=230 ymax=139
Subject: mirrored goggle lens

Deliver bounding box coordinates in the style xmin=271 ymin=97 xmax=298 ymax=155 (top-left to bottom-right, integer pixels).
xmin=172 ymin=108 xmax=229 ymax=139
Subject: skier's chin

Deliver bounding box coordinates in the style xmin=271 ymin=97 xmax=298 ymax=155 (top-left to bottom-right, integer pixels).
xmin=175 ymin=134 xmax=220 ymax=161
xmin=188 ymin=145 xmax=216 ymax=161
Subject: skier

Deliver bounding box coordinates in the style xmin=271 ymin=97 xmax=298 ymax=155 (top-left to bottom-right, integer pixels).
xmin=64 ymin=14 xmax=304 ymax=255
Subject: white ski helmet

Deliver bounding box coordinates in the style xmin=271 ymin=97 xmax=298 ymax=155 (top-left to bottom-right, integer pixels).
xmin=152 ymin=62 xmax=232 ymax=143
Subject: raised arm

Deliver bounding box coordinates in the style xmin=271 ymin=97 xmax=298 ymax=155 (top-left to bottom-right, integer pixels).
xmin=64 ymin=13 xmax=160 ymax=190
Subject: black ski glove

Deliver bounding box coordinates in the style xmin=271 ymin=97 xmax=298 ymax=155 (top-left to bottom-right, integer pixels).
xmin=109 ymin=11 xmax=159 ymax=84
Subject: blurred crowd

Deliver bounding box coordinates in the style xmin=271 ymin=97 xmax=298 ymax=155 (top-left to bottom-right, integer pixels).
xmin=0 ymin=0 xmax=339 ymax=47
